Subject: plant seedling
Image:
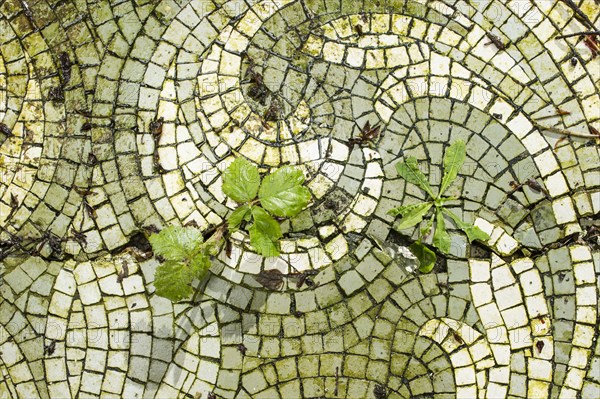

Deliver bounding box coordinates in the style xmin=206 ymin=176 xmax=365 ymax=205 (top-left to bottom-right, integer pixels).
xmin=223 ymin=157 xmax=311 ymax=256
xmin=388 ymin=141 xmax=490 ymax=273
xmin=149 ymin=157 xmax=311 ymax=301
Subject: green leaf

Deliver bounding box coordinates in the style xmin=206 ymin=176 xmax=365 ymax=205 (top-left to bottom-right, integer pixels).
xmin=228 ymin=204 xmax=251 ymax=232
xmin=389 ymin=202 xmax=433 ymax=230
xmin=258 ymin=166 xmax=311 ymax=217
xmin=409 ymin=241 xmax=437 ymax=273
xmin=249 ymin=206 xmax=282 ymax=257
xmin=153 ymin=260 xmax=195 ymax=301
xmin=439 ymin=141 xmax=466 ymax=198
xmin=150 ymin=226 xmax=212 ymax=301
xmin=222 ymin=157 xmax=260 ymax=203
xmin=189 ymin=250 xmax=212 ymax=275
xmin=434 ymin=197 xmax=457 ymax=207
xmin=433 ymin=208 xmax=451 ymax=254
xmin=149 ymin=226 xmax=204 ymax=261
xmin=443 ymin=208 xmax=490 ymax=243
xmin=396 ymin=157 xmax=435 ymax=198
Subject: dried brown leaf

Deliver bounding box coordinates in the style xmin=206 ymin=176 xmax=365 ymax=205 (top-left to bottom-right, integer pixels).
xmin=536 ymin=340 xmax=545 ymax=353
xmin=255 ymin=269 xmax=284 ymax=290
xmin=59 ymin=52 xmax=72 ymax=84
xmin=0 ymin=123 xmax=12 ymax=136
xmin=584 ymin=35 xmax=600 ymax=57
xmin=486 ymin=33 xmax=507 ymax=49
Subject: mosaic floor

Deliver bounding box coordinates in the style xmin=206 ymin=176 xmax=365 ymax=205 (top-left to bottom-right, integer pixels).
xmin=1 ymin=0 xmax=599 ymax=398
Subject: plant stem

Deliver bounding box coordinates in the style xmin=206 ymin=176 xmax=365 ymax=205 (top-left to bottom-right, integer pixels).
xmin=559 ymin=0 xmax=597 ymax=31
xmin=190 ymin=224 xmax=228 ymax=304
xmin=532 ymin=121 xmax=599 ymax=139
xmin=556 ymin=30 xmax=600 ymax=39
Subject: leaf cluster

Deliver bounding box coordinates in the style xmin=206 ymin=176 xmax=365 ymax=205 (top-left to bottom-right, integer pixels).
xmin=148 ymin=158 xmax=311 ymax=301
xmin=389 ymin=141 xmax=490 ymax=273
xmin=223 ymin=157 xmax=311 ymax=257
xmin=149 ymin=226 xmax=211 ymax=301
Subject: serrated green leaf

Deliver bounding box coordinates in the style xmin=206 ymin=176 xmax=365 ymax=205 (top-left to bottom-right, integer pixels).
xmin=222 ymin=157 xmax=260 ymax=203
xmin=228 ymin=204 xmax=251 ymax=232
xmin=149 ymin=226 xmax=204 ymax=261
xmin=396 ymin=157 xmax=435 ymax=198
xmin=409 ymin=241 xmax=437 ymax=273
xmin=390 ymin=202 xmax=433 ymax=230
xmin=443 ymin=208 xmax=490 ymax=243
xmin=249 ymin=206 xmax=282 ymax=257
xmin=439 ymin=141 xmax=466 ymax=198
xmin=433 ymin=208 xmax=451 ymax=254
xmin=153 ymin=260 xmax=195 ymax=301
xmin=258 ymin=166 xmax=311 ymax=217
